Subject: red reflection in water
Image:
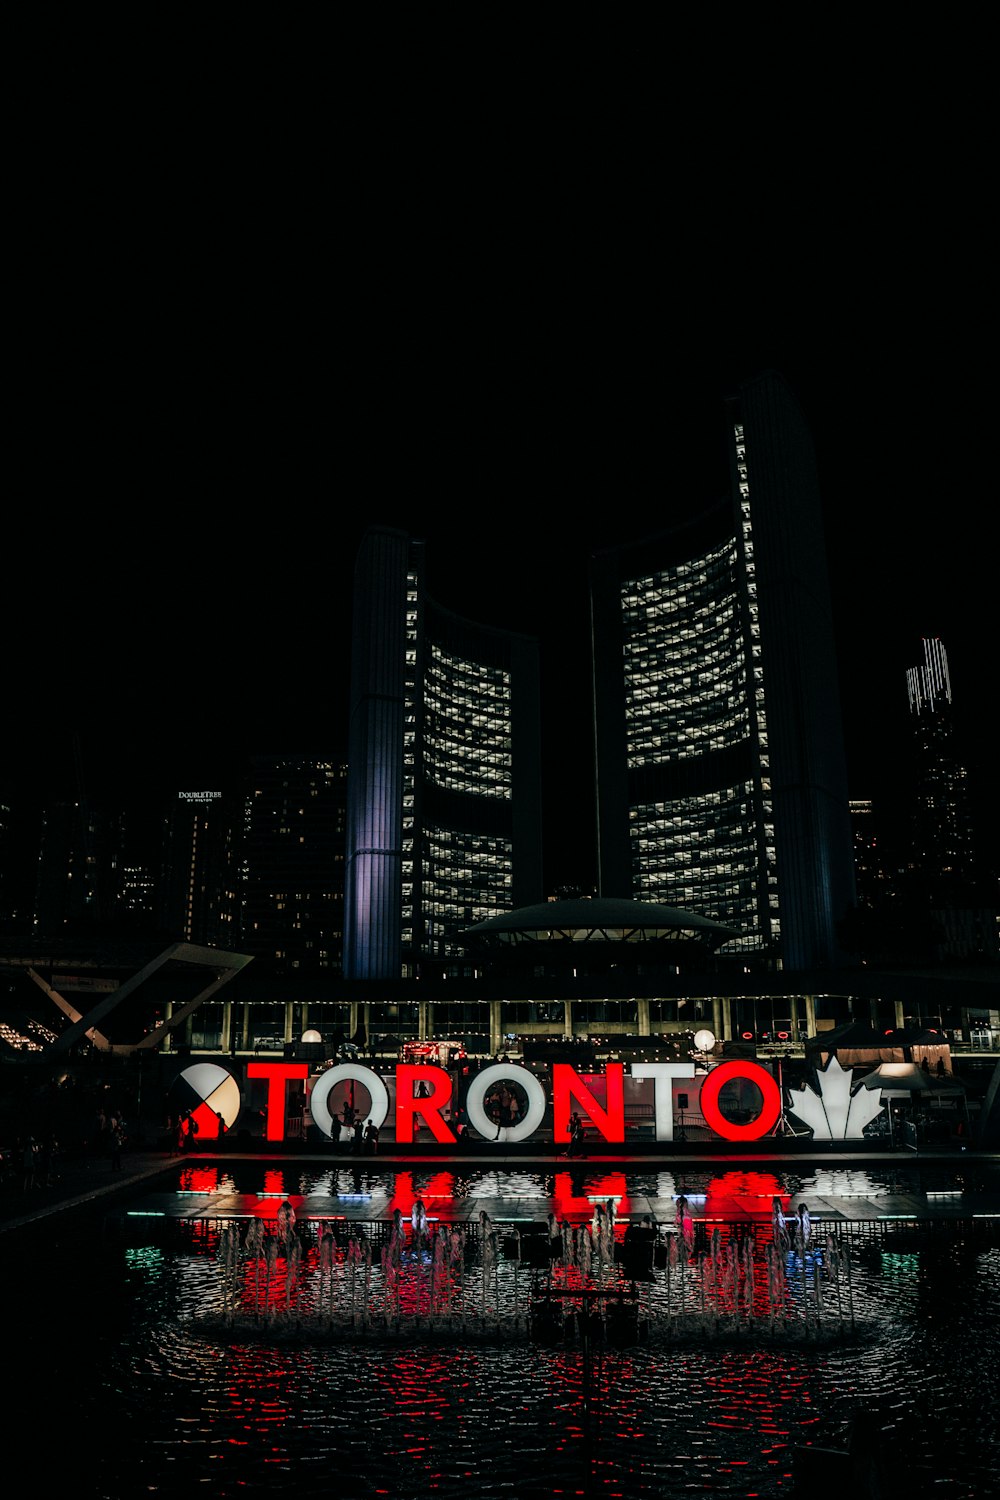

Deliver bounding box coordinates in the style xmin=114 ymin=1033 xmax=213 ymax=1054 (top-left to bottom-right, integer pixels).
xmin=551 ymin=1170 xmax=632 ymax=1222
xmin=703 ymin=1170 xmax=789 ymax=1222
xmin=246 ymin=1168 xmax=307 ymax=1222
xmin=387 ymin=1171 xmax=415 ymax=1215
xmin=178 ymin=1167 xmax=220 ymax=1192
xmin=385 ymin=1170 xmax=457 ymax=1221
xmin=252 ymin=1196 xmax=308 ymax=1224
xmin=421 ymin=1171 xmax=456 ymax=1201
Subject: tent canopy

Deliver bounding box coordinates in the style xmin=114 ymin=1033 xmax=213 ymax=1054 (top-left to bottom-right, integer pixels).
xmin=861 ymin=1062 xmax=966 ymax=1094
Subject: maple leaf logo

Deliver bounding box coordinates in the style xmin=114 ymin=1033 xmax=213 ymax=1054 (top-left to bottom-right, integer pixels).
xmin=785 ymin=1056 xmax=885 ymax=1140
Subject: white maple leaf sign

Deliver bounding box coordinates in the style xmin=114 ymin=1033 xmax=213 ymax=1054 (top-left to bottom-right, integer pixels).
xmin=785 ymin=1056 xmax=886 ymax=1140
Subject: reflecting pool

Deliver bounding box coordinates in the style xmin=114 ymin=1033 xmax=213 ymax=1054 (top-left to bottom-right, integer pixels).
xmin=7 ymin=1161 xmax=998 ymax=1499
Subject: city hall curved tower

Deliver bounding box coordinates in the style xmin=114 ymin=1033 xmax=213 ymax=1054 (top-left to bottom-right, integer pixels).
xmin=591 ymin=370 xmax=855 ymax=972
xmin=344 ymin=527 xmax=542 ymax=981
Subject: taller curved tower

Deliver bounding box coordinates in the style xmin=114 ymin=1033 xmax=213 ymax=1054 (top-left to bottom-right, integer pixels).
xmin=591 ymin=371 xmax=855 ymax=972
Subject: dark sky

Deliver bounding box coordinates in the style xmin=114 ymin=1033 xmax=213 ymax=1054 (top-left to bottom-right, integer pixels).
xmin=5 ymin=347 xmax=991 ymax=896
xmin=5 ymin=48 xmax=993 ymax=895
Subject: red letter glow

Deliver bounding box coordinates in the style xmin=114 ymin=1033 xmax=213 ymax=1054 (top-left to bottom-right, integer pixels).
xmin=698 ymin=1060 xmax=781 ymax=1141
xmin=552 ymin=1063 xmax=625 ymax=1143
xmin=394 ymin=1064 xmax=457 ymax=1144
xmin=247 ymin=1061 xmax=309 ymax=1142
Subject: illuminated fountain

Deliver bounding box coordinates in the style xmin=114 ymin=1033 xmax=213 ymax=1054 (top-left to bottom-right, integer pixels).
xmin=212 ymin=1208 xmax=533 ymax=1341
xmin=207 ymin=1208 xmax=858 ymax=1347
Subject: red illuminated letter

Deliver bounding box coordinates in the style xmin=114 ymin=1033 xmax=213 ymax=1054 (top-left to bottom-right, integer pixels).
xmin=247 ymin=1062 xmax=309 ymax=1142
xmin=552 ymin=1063 xmax=625 ymax=1144
xmin=394 ymin=1064 xmax=457 ymax=1144
xmin=698 ymin=1060 xmax=781 ymax=1141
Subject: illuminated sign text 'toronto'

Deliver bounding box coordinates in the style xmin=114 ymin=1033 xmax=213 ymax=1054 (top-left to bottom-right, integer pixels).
xmin=244 ymin=1058 xmax=797 ymax=1145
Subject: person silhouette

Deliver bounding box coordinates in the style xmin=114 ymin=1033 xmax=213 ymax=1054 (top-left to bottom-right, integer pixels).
xmin=21 ymin=1136 xmax=37 ymax=1192
xmin=110 ymin=1120 xmax=125 ymax=1171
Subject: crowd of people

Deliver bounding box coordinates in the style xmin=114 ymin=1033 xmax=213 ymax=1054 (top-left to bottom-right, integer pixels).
xmin=335 ymin=1099 xmax=381 ymax=1154
xmin=8 ymin=1100 xmax=132 ymax=1195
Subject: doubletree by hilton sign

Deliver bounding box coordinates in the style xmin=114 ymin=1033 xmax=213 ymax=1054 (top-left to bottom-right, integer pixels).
xmin=224 ymin=1055 xmax=878 ymax=1146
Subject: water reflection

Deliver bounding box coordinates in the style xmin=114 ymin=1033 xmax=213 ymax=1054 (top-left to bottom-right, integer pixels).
xmin=11 ymin=1162 xmax=996 ymax=1498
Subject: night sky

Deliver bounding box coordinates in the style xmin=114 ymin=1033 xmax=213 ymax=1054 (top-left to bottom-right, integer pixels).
xmin=5 ymin=348 xmax=991 ymax=897
xmin=5 ymin=51 xmax=992 ymax=898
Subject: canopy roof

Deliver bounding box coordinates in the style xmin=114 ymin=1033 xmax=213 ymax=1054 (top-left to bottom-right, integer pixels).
xmin=460 ymin=897 xmax=739 ymax=950
xmin=861 ymin=1062 xmax=966 ymax=1095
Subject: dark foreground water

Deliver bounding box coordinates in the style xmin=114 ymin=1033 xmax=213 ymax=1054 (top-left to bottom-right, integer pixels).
xmin=7 ymin=1161 xmax=999 ymax=1499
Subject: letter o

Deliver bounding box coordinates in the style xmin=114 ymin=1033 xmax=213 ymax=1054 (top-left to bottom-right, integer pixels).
xmin=466 ymin=1063 xmax=546 ymax=1142
xmin=309 ymin=1065 xmax=390 ymax=1141
xmin=699 ymin=1060 xmax=782 ymax=1141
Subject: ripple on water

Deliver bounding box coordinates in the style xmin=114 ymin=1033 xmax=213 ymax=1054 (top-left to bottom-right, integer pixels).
xmin=8 ymin=1166 xmax=999 ymax=1500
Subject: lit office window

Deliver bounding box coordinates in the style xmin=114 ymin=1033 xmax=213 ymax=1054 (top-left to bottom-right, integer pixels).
xmin=420 ymin=825 xmax=514 ymax=956
xmin=423 ymin=646 xmax=513 ymax=798
xmin=621 ymin=539 xmax=747 ymax=768
xmin=631 ymin=785 xmax=764 ymax=953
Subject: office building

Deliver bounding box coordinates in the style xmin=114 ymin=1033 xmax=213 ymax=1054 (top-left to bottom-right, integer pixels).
xmin=591 ymin=370 xmax=856 ymax=973
xmin=905 ymin=637 xmax=977 ymax=893
xmin=239 ymin=757 xmax=347 ymax=976
xmin=903 ymin=637 xmax=996 ymax=964
xmin=32 ymin=800 xmax=125 ymax=936
xmin=344 ymin=527 xmax=543 ymax=982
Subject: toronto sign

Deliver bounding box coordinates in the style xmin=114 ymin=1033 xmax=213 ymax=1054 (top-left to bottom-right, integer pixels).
xmin=180 ymin=1054 xmax=881 ymax=1145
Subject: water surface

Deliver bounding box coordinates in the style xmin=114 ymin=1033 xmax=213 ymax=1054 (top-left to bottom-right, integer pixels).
xmin=7 ymin=1161 xmax=997 ymax=1498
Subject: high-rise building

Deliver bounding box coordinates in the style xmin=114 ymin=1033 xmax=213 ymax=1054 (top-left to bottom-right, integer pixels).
xmin=905 ymin=637 xmax=977 ymax=893
xmin=32 ymin=800 xmax=124 ymax=936
xmin=159 ymin=790 xmax=240 ymax=949
xmin=0 ymin=798 xmax=13 ymax=932
xmin=849 ymin=800 xmax=890 ymax=907
xmin=591 ymin=370 xmax=856 ymax=972
xmin=902 ymin=637 xmax=996 ymax=964
xmin=344 ymin=527 xmax=543 ymax=981
xmin=239 ymin=757 xmax=347 ymax=976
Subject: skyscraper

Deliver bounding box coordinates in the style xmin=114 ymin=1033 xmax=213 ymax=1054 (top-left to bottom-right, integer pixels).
xmin=239 ymin=757 xmax=346 ymax=975
xmin=159 ymin=789 xmax=240 ymax=950
xmin=32 ymin=800 xmax=125 ymax=936
xmin=591 ymin=370 xmax=856 ymax=972
xmin=905 ymin=637 xmax=976 ymax=893
xmin=344 ymin=527 xmax=542 ymax=981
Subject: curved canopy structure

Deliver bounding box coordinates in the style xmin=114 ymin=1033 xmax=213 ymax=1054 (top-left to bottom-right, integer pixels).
xmin=460 ymin=897 xmax=740 ymax=955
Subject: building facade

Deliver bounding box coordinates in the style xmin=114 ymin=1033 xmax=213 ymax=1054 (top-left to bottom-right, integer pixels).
xmin=343 ymin=527 xmax=543 ymax=981
xmin=591 ymin=370 xmax=856 ymax=973
xmin=238 ymin=757 xmax=347 ymax=976
xmin=902 ymin=637 xmax=996 ymax=963
xmin=159 ymin=790 xmax=240 ymax=950
xmin=905 ymin=637 xmax=977 ymax=894
xmin=32 ymin=800 xmax=126 ymax=936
